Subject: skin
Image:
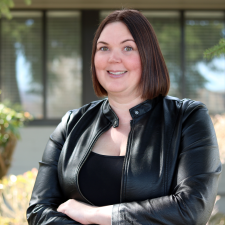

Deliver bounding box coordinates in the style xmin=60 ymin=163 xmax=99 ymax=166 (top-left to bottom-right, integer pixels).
xmin=57 ymin=21 xmax=145 ymax=225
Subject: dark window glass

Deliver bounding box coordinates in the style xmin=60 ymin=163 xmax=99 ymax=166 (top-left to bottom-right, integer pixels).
xmin=1 ymin=12 xmax=43 ymax=118
xmin=46 ymin=11 xmax=82 ymax=119
xmin=185 ymin=11 xmax=225 ymax=114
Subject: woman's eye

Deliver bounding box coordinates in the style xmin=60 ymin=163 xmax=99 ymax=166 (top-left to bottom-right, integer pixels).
xmin=100 ymin=47 xmax=108 ymax=51
xmin=124 ymin=46 xmax=133 ymax=51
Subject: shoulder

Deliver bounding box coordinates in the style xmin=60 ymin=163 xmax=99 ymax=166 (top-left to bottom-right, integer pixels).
xmin=162 ymin=95 xmax=210 ymax=126
xmin=52 ymin=99 xmax=106 ymax=140
xmin=69 ymin=99 xmax=106 ymax=116
xmin=163 ymin=95 xmax=207 ymax=113
xmin=70 ymin=98 xmax=107 ymax=118
xmin=62 ymin=98 xmax=107 ymax=128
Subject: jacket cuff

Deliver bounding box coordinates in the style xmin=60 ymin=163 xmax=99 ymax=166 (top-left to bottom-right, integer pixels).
xmin=112 ymin=203 xmax=129 ymax=225
xmin=112 ymin=204 xmax=120 ymax=225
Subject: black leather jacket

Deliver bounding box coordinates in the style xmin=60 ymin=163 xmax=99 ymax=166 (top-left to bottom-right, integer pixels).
xmin=27 ymin=95 xmax=221 ymax=225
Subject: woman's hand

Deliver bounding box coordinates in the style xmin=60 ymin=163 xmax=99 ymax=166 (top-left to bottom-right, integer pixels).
xmin=57 ymin=199 xmax=95 ymax=224
xmin=57 ymin=199 xmax=112 ymax=225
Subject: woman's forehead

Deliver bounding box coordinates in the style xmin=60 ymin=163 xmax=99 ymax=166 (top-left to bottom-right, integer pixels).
xmin=98 ymin=22 xmax=133 ymax=43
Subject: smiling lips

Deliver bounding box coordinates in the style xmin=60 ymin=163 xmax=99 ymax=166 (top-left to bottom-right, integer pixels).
xmin=107 ymin=70 xmax=127 ymax=78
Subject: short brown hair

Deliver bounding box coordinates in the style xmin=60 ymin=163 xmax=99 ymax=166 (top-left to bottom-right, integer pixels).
xmin=91 ymin=9 xmax=170 ymax=99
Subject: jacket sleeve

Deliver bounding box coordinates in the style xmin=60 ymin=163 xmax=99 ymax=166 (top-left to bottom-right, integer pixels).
xmin=111 ymin=101 xmax=222 ymax=225
xmin=26 ymin=111 xmax=82 ymax=225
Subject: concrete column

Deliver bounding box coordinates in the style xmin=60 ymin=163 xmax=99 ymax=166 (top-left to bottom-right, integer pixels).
xmin=81 ymin=10 xmax=100 ymax=105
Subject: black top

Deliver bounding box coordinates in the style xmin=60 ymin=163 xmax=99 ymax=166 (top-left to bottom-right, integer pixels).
xmin=79 ymin=151 xmax=125 ymax=206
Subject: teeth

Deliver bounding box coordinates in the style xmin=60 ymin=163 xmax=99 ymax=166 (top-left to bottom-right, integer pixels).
xmin=108 ymin=71 xmax=127 ymax=75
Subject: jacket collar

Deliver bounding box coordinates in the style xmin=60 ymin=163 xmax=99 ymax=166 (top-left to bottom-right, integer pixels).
xmin=102 ymin=95 xmax=162 ymax=128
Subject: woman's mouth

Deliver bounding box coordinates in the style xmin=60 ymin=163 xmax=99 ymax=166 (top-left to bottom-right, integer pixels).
xmin=107 ymin=71 xmax=127 ymax=78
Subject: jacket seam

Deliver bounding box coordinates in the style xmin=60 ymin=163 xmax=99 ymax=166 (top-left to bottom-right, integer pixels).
xmin=123 ymin=122 xmax=134 ymax=202
xmin=164 ymin=103 xmax=183 ymax=194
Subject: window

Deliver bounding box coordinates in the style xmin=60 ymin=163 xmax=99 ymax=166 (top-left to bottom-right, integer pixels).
xmin=1 ymin=11 xmax=43 ymax=118
xmin=46 ymin=11 xmax=82 ymax=118
xmin=0 ymin=10 xmax=82 ymax=121
xmin=185 ymin=11 xmax=225 ymax=114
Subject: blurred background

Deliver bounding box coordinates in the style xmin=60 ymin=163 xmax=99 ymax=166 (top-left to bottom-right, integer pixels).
xmin=1 ymin=0 xmax=224 ymax=174
xmin=0 ymin=0 xmax=225 ymax=224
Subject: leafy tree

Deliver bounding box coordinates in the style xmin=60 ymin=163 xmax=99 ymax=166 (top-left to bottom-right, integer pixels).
xmin=204 ymin=38 xmax=225 ymax=59
xmin=0 ymin=0 xmax=31 ymax=19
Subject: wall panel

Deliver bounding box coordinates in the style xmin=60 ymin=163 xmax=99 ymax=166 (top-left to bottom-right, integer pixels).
xmin=13 ymin=0 xmax=225 ymax=10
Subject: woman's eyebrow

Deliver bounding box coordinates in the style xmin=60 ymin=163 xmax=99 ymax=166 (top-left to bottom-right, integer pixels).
xmin=97 ymin=41 xmax=108 ymax=45
xmin=121 ymin=39 xmax=135 ymax=44
xmin=97 ymin=39 xmax=135 ymax=45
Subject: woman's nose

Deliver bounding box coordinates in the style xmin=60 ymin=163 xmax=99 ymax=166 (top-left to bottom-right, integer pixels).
xmin=108 ymin=50 xmax=122 ymax=63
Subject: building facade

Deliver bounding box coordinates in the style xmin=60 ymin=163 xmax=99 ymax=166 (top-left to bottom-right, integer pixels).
xmin=1 ymin=0 xmax=224 ymax=174
xmin=0 ymin=0 xmax=224 ymax=216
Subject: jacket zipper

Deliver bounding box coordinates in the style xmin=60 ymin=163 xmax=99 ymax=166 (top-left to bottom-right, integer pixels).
xmin=120 ymin=120 xmax=134 ymax=203
xmin=76 ymin=122 xmax=112 ymax=206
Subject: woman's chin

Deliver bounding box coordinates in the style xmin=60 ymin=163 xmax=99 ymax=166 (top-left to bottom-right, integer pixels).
xmin=105 ymin=87 xmax=126 ymax=94
xmin=107 ymin=88 xmax=137 ymax=98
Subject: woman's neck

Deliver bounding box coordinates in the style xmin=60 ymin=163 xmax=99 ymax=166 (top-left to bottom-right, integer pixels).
xmin=108 ymin=94 xmax=146 ymax=125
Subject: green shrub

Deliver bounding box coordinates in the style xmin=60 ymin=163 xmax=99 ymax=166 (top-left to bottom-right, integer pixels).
xmin=0 ymin=102 xmax=33 ymax=179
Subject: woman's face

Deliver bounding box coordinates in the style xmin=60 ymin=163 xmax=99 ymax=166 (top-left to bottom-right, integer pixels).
xmin=94 ymin=22 xmax=142 ymax=97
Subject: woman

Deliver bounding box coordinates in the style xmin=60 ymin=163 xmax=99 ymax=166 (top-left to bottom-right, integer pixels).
xmin=27 ymin=9 xmax=221 ymax=225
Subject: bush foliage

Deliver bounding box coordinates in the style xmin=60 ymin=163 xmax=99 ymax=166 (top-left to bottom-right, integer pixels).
xmin=0 ymin=102 xmax=33 ymax=179
xmin=0 ymin=103 xmax=32 ymax=147
xmin=0 ymin=168 xmax=37 ymax=224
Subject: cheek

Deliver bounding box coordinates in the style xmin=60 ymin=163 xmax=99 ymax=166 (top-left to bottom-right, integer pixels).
xmin=130 ymin=55 xmax=142 ymax=84
xmin=94 ymin=53 xmax=107 ymax=70
xmin=126 ymin=54 xmax=142 ymax=74
xmin=94 ymin=54 xmax=105 ymax=85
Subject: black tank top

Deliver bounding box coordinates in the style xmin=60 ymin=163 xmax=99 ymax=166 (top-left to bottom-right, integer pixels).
xmin=79 ymin=151 xmax=125 ymax=206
